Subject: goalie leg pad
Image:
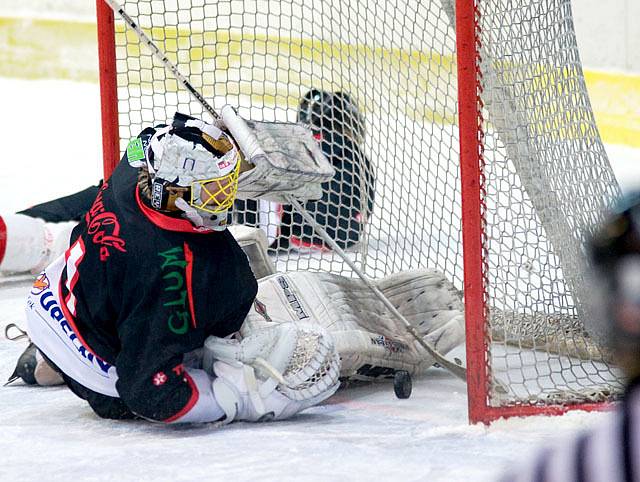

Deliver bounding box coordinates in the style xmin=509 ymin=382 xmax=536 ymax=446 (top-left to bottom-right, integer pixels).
xmin=241 ymin=270 xmax=465 ymax=380
xmin=228 ymin=224 xmax=276 ymax=279
xmin=205 ymin=322 xmax=340 ymax=423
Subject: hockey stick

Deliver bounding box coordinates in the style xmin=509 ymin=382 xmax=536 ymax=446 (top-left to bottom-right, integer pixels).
xmin=104 ymin=0 xmax=334 ymax=201
xmin=103 ymin=0 xmax=467 ymax=383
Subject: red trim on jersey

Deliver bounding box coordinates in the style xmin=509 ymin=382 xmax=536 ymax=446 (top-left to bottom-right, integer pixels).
xmin=163 ymin=369 xmax=200 ymax=423
xmin=64 ymin=238 xmax=86 ymax=317
xmin=58 ymin=260 xmax=106 ymax=363
xmin=183 ymin=242 xmax=197 ymax=329
xmin=67 ymin=238 xmax=86 ymax=280
xmin=290 ymin=235 xmax=331 ymax=252
xmin=0 ymin=216 xmax=6 ymax=266
xmin=135 ymin=187 xmax=213 ymax=234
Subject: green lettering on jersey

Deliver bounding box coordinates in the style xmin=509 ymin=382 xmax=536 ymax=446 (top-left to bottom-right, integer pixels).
xmin=168 ymin=311 xmax=190 ymax=335
xmin=158 ymin=246 xmax=187 ymax=270
xmin=158 ymin=246 xmax=192 ymax=335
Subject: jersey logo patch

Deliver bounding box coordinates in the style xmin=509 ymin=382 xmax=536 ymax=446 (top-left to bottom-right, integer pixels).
xmin=152 ymin=371 xmax=168 ymax=386
xmin=126 ymin=137 xmax=146 ymax=166
xmin=30 ymin=273 xmax=50 ymax=295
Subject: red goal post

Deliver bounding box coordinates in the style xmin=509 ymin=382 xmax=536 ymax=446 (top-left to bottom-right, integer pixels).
xmin=96 ymin=0 xmax=623 ymax=424
xmin=454 ymin=0 xmax=621 ymax=423
xmin=96 ymin=0 xmax=119 ymax=176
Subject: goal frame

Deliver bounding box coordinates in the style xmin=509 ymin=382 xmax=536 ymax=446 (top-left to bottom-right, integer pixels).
xmin=95 ymin=0 xmax=616 ymax=424
xmin=454 ymin=0 xmax=613 ymax=423
xmin=96 ymin=0 xmax=119 ymax=176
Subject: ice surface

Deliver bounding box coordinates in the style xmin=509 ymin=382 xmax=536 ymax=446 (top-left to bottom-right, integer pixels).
xmin=0 ymin=77 xmax=637 ymax=482
xmin=0 ymin=282 xmax=609 ymax=482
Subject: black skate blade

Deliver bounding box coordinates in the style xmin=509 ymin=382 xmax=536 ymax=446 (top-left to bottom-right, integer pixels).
xmin=4 ymin=370 xmax=21 ymax=386
xmin=6 ymin=343 xmax=38 ymax=385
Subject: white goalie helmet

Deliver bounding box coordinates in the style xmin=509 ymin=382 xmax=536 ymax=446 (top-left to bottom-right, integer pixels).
xmin=128 ymin=112 xmax=241 ymax=231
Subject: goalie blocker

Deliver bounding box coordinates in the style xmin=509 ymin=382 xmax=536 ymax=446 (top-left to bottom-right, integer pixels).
xmin=221 ymin=105 xmax=335 ymax=203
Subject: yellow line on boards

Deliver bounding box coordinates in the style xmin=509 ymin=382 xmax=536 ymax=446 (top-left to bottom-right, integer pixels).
xmin=584 ymin=70 xmax=640 ymax=148
xmin=0 ymin=16 xmax=638 ymax=148
xmin=0 ymin=17 xmax=99 ymax=83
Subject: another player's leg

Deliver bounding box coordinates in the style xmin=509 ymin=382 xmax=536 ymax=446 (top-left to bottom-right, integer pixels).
xmin=0 ymin=214 xmax=76 ymax=275
xmin=0 ymin=184 xmax=99 ymax=275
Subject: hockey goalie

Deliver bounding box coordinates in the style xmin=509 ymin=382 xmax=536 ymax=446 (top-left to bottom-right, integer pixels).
xmin=5 ymin=106 xmax=463 ymax=425
xmin=9 ymin=221 xmax=465 ymax=424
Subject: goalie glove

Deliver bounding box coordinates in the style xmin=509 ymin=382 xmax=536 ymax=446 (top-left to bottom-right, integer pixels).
xmin=220 ymin=106 xmax=335 ymax=202
xmin=204 ymin=322 xmax=340 ymax=423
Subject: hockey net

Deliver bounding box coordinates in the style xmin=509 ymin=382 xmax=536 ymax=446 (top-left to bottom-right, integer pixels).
xmin=96 ymin=0 xmax=624 ymax=423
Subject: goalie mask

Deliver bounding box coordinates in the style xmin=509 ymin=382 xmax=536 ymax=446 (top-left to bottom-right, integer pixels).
xmin=588 ymin=191 xmax=640 ymax=367
xmin=297 ymin=89 xmax=366 ymax=144
xmin=130 ymin=112 xmax=241 ymax=231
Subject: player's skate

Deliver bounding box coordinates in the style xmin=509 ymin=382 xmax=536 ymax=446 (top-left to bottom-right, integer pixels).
xmin=4 ymin=324 xmax=64 ymax=387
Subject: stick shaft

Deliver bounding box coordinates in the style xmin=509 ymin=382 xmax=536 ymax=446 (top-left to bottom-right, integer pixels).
xmin=286 ymin=196 xmax=467 ymax=381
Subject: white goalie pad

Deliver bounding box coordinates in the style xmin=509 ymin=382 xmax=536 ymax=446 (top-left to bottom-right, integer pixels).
xmin=204 ymin=322 xmax=340 ymax=412
xmin=221 ymin=105 xmax=335 ymax=202
xmin=228 ymin=225 xmax=276 ymax=279
xmin=241 ymin=270 xmax=466 ymax=380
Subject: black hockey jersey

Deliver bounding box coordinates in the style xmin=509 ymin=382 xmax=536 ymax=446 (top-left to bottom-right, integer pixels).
xmin=58 ymin=131 xmax=257 ymax=421
xmin=285 ymin=129 xmax=375 ymax=249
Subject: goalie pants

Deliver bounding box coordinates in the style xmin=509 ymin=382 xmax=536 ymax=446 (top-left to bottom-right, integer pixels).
xmin=25 ymin=254 xmax=135 ymax=419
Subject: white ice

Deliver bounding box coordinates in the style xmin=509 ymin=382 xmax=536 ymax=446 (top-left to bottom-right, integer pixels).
xmin=0 ymin=77 xmax=638 ymax=482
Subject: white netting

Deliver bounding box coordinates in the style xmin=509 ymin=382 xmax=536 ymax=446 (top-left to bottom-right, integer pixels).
xmin=477 ymin=0 xmax=623 ymax=405
xmin=105 ymin=0 xmax=623 ymax=413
